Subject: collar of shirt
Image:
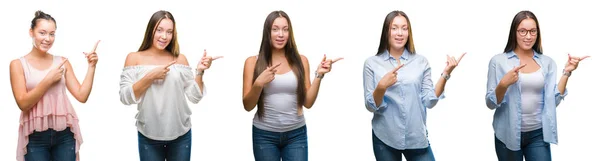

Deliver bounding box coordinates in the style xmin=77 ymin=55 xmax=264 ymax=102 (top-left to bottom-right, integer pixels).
xmin=379 ymin=49 xmax=413 ymax=61
xmin=506 ymin=50 xmax=541 ymax=59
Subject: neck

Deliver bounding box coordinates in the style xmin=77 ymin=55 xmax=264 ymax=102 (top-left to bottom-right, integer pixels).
xmin=29 ymin=46 xmax=48 ymax=58
xmin=147 ymin=46 xmax=170 ymax=56
xmin=514 ymin=47 xmax=534 ymax=59
xmin=389 ymin=47 xmax=405 ymax=58
xmin=271 ymin=48 xmax=286 ymax=58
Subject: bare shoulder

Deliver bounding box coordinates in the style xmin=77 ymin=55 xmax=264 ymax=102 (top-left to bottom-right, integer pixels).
xmin=244 ymin=55 xmax=258 ymax=66
xmin=299 ymin=54 xmax=309 ymax=66
xmin=9 ymin=59 xmax=23 ymax=71
xmin=176 ymin=53 xmax=190 ymax=66
xmin=124 ymin=52 xmax=141 ymax=67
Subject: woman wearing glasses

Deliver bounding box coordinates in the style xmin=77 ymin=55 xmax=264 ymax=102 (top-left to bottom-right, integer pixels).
xmin=485 ymin=10 xmax=589 ymax=161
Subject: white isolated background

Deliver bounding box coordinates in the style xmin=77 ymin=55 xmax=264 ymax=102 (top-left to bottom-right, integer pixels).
xmin=0 ymin=0 xmax=598 ymax=160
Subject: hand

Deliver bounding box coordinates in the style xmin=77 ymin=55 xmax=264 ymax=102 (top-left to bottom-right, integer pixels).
xmin=44 ymin=58 xmax=68 ymax=84
xmin=316 ymin=54 xmax=343 ymax=75
xmin=499 ymin=64 xmax=527 ymax=88
xmin=564 ymin=54 xmax=590 ymax=73
xmin=83 ymin=40 xmax=100 ymax=67
xmin=148 ymin=61 xmax=177 ymax=80
xmin=197 ymin=49 xmax=223 ymax=71
xmin=254 ymin=63 xmax=282 ymax=87
xmin=377 ymin=59 xmax=404 ymax=89
xmin=443 ymin=52 xmax=466 ymax=75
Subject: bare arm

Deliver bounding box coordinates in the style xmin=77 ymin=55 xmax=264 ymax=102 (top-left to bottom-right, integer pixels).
xmin=242 ymin=56 xmax=263 ymax=111
xmin=10 ymin=59 xmax=60 ymax=112
xmin=64 ymin=57 xmax=96 ymax=103
xmin=303 ymin=55 xmax=321 ymax=109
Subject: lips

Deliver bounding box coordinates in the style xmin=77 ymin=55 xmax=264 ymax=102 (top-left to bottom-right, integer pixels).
xmin=275 ymin=39 xmax=285 ymax=45
xmin=157 ymin=40 xmax=168 ymax=46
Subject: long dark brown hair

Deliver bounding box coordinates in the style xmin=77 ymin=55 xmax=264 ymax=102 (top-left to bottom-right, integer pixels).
xmin=376 ymin=10 xmax=416 ymax=55
xmin=138 ymin=10 xmax=180 ymax=57
xmin=253 ymin=10 xmax=306 ymax=118
xmin=504 ymin=10 xmax=543 ymax=54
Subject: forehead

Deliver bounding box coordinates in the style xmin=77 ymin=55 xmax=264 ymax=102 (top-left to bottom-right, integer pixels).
xmin=518 ymin=18 xmax=537 ymax=29
xmin=34 ymin=19 xmax=56 ymax=31
xmin=272 ymin=17 xmax=288 ymax=27
xmin=391 ymin=16 xmax=407 ymax=26
xmin=157 ymin=18 xmax=174 ymax=29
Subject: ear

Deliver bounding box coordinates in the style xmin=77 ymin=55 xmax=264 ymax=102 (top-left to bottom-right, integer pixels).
xmin=29 ymin=28 xmax=33 ymax=38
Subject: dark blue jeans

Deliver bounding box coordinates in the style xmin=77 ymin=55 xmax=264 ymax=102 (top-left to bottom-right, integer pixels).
xmin=252 ymin=125 xmax=308 ymax=161
xmin=25 ymin=127 xmax=76 ymax=161
xmin=138 ymin=129 xmax=192 ymax=161
xmin=495 ymin=128 xmax=551 ymax=161
xmin=372 ymin=131 xmax=435 ymax=161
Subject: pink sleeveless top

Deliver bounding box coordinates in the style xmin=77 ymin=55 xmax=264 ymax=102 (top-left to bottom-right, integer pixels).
xmin=16 ymin=56 xmax=83 ymax=161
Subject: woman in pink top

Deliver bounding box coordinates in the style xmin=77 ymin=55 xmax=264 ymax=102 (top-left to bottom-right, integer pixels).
xmin=9 ymin=10 xmax=99 ymax=161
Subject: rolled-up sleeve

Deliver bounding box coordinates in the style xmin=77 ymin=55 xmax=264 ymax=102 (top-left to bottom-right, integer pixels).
xmin=486 ymin=57 xmax=506 ymax=109
xmin=420 ymin=60 xmax=443 ymax=109
xmin=548 ymin=59 xmax=567 ymax=106
xmin=180 ymin=68 xmax=206 ymax=104
xmin=119 ymin=68 xmax=142 ymax=105
xmin=363 ymin=60 xmax=387 ymax=112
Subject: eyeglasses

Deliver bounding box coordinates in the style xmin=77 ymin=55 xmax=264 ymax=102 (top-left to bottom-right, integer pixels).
xmin=517 ymin=29 xmax=538 ymax=36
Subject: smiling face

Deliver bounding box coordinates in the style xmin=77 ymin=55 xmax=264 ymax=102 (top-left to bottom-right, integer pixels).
xmin=270 ymin=17 xmax=289 ymax=50
xmin=30 ymin=19 xmax=56 ymax=53
xmin=515 ymin=18 xmax=538 ymax=51
xmin=388 ymin=16 xmax=409 ymax=51
xmin=152 ymin=18 xmax=174 ymax=50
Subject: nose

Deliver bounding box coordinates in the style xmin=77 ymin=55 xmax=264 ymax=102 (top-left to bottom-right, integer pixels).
xmin=525 ymin=32 xmax=533 ymax=39
xmin=161 ymin=32 xmax=167 ymax=39
xmin=277 ymin=30 xmax=283 ymax=37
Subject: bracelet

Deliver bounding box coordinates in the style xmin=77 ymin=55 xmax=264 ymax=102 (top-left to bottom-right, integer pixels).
xmin=441 ymin=73 xmax=450 ymax=80
xmin=315 ymin=71 xmax=325 ymax=79
xmin=563 ymin=69 xmax=571 ymax=77
xmin=196 ymin=69 xmax=204 ymax=76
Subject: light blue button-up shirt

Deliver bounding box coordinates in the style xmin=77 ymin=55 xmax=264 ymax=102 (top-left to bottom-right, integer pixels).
xmin=363 ymin=49 xmax=444 ymax=150
xmin=486 ymin=51 xmax=567 ymax=151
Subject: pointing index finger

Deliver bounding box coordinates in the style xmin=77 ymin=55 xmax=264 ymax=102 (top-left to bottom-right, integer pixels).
xmin=580 ymin=56 xmax=591 ymax=60
xmin=57 ymin=58 xmax=68 ymax=68
xmin=515 ymin=64 xmax=527 ymax=71
xmin=91 ymin=40 xmax=101 ymax=53
xmin=212 ymin=56 xmax=224 ymax=60
xmin=165 ymin=61 xmax=177 ymax=68
xmin=269 ymin=63 xmax=282 ymax=71
xmin=331 ymin=57 xmax=344 ymax=63
xmin=457 ymin=52 xmax=466 ymax=63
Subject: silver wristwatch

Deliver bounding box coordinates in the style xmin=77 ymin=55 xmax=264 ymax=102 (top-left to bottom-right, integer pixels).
xmin=315 ymin=71 xmax=325 ymax=79
xmin=196 ymin=69 xmax=204 ymax=76
xmin=563 ymin=69 xmax=571 ymax=77
xmin=441 ymin=73 xmax=450 ymax=80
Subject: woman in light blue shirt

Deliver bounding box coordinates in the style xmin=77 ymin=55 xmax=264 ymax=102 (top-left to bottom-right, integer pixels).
xmin=363 ymin=10 xmax=465 ymax=161
xmin=486 ymin=10 xmax=589 ymax=161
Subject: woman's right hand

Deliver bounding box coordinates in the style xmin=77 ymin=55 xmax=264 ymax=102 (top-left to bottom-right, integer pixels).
xmin=377 ymin=59 xmax=403 ymax=89
xmin=44 ymin=59 xmax=68 ymax=84
xmin=147 ymin=61 xmax=177 ymax=80
xmin=499 ymin=64 xmax=527 ymax=88
xmin=253 ymin=63 xmax=282 ymax=87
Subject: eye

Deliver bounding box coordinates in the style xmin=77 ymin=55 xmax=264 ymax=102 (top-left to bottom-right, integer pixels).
xmin=402 ymin=27 xmax=408 ymax=31
xmin=167 ymin=30 xmax=173 ymax=34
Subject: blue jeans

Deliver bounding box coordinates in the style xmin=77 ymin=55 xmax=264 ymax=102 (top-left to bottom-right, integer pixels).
xmin=138 ymin=129 xmax=192 ymax=161
xmin=495 ymin=128 xmax=551 ymax=161
xmin=25 ymin=127 xmax=76 ymax=161
xmin=372 ymin=131 xmax=435 ymax=161
xmin=252 ymin=125 xmax=308 ymax=161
